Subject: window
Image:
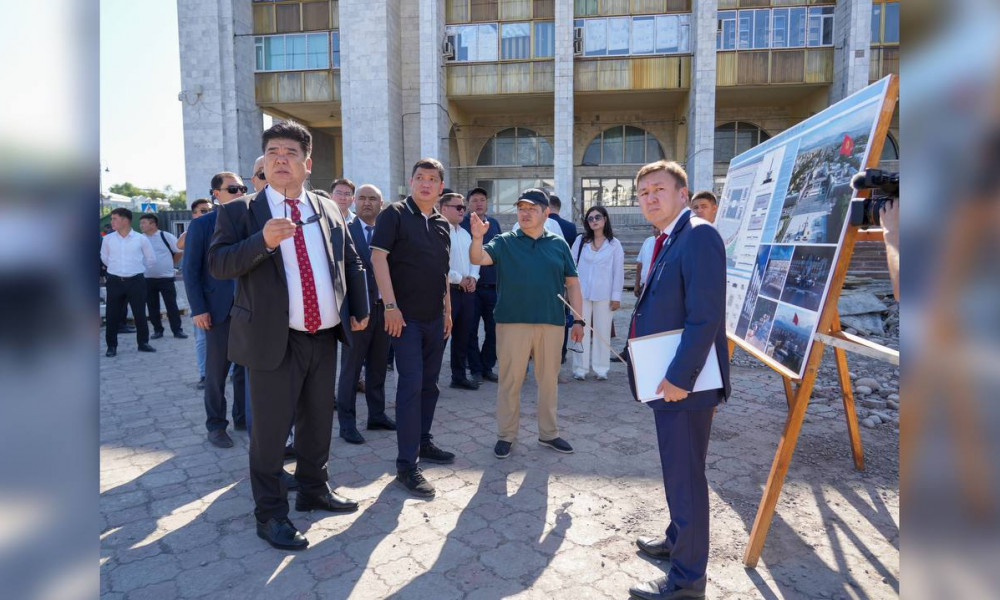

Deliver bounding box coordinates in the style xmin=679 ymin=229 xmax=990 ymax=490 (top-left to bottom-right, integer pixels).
xmin=477 ymin=128 xmax=554 ymax=166
xmin=582 ymin=126 xmax=665 ymax=165
xmin=883 ymin=3 xmax=899 ymax=44
xmin=448 ymin=23 xmax=499 ymax=62
xmin=718 ymin=11 xmax=736 ymax=50
xmin=578 ymin=14 xmax=690 ymax=57
xmin=332 ymin=31 xmax=340 ymax=68
xmin=880 ymin=133 xmax=899 ymax=161
xmin=870 ymin=3 xmax=882 ymax=44
xmin=714 ymin=122 xmax=771 ymax=165
xmin=808 ymin=6 xmax=834 ymax=47
xmin=534 ymin=22 xmax=555 ymax=57
xmin=582 ymin=177 xmax=637 ymax=208
xmin=717 ymin=6 xmax=827 ymax=51
xmin=476 ymin=178 xmax=554 ymax=213
xmin=501 ymin=23 xmax=530 ymax=59
xmin=255 ymin=33 xmax=332 ymax=71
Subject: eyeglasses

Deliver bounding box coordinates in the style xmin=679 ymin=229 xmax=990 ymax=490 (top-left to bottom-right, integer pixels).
xmin=282 ymin=200 xmax=322 ymax=227
xmin=446 ymin=204 xmax=466 ymax=212
xmin=193 ymin=208 xmax=211 ymax=215
xmin=220 ymin=185 xmax=248 ymax=194
xmin=254 ymin=172 xmax=265 ymax=181
xmin=587 ymin=214 xmax=605 ymax=223
xmin=332 ymin=189 xmax=353 ymax=197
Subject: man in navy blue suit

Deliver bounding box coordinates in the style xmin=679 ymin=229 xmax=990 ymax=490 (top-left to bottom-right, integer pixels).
xmin=336 ymin=183 xmax=396 ymax=444
xmin=545 ymin=194 xmax=578 ymax=363
xmin=183 ymin=171 xmax=247 ymax=449
xmin=626 ymin=161 xmax=731 ymax=600
xmin=461 ymin=187 xmax=501 ymax=384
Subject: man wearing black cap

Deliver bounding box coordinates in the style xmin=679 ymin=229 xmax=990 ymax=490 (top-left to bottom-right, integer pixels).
xmin=460 ymin=187 xmax=501 ymax=384
xmin=469 ymin=189 xmax=585 ymax=460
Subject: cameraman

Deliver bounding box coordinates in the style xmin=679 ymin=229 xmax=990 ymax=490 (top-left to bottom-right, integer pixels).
xmin=880 ymin=198 xmax=899 ymax=301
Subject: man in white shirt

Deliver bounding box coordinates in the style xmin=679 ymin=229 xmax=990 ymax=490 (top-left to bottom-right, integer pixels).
xmin=138 ymin=213 xmax=187 ymax=340
xmin=101 ymin=207 xmax=157 ymax=357
xmin=439 ymin=190 xmax=481 ymax=390
xmin=634 ymin=225 xmax=661 ymax=297
xmin=330 ymin=178 xmax=357 ymax=223
xmin=689 ymin=190 xmax=718 ymax=224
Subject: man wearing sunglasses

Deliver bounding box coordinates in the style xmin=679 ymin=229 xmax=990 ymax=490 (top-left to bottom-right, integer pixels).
xmin=183 ymin=172 xmax=248 ymax=450
xmin=439 ymin=190 xmax=480 ymax=391
xmin=209 ymin=120 xmax=370 ymax=551
xmin=250 ymin=155 xmax=266 ymax=193
xmin=177 ymin=198 xmax=212 ymax=391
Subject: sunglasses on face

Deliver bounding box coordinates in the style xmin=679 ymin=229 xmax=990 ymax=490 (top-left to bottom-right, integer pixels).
xmin=219 ymin=185 xmax=248 ymax=194
xmin=587 ymin=214 xmax=605 ymax=222
xmin=446 ymin=204 xmax=466 ymax=212
xmin=254 ymin=172 xmax=265 ymax=181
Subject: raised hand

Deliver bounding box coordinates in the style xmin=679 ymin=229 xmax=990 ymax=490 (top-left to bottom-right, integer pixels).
xmin=469 ymin=212 xmax=489 ymax=239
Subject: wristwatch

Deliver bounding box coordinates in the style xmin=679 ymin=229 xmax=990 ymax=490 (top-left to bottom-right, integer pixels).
xmin=385 ymin=303 xmax=397 ymax=311
xmin=572 ymin=319 xmax=585 ymax=326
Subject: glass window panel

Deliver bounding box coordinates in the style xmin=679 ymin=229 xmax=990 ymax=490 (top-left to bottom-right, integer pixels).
xmin=607 ymin=17 xmax=630 ymax=56
xmin=453 ymin=25 xmax=477 ymax=61
xmin=624 ymin=127 xmax=646 ymax=164
xmin=870 ymin=4 xmax=882 ymax=44
xmin=602 ymin=126 xmax=624 ymax=164
xmin=735 ymin=127 xmax=756 ymax=156
xmin=476 ymin=180 xmax=495 ymax=206
xmin=718 ymin=11 xmax=736 ymax=51
xmin=753 ymin=9 xmax=770 ymax=49
xmin=501 ymin=23 xmax=530 ymax=60
xmin=477 ymin=138 xmax=495 ymax=165
xmin=584 ymin=19 xmax=607 ymax=56
xmin=478 ymin=23 xmax=499 ymax=60
xmin=264 ymin=36 xmax=285 ymax=70
xmin=517 ymin=135 xmax=537 ymax=165
xmin=286 ymin=34 xmax=307 ymax=70
xmin=807 ymin=11 xmax=821 ymax=47
xmin=582 ymin=137 xmax=601 ymax=165
xmin=332 ymin=31 xmax=340 ymax=67
xmin=655 ymin=15 xmax=679 ymax=53
xmin=632 ymin=17 xmax=655 ymax=55
xmin=306 ymin=33 xmax=328 ymax=69
xmin=534 ymin=22 xmax=555 ymax=58
xmin=495 ymin=131 xmax=516 ymax=165
xmin=714 ymin=125 xmax=736 ymax=164
xmin=497 ymin=179 xmax=519 ymax=213
xmin=772 ymin=9 xmax=788 ymax=49
xmin=647 ymin=137 xmax=664 ymax=161
xmin=883 ymin=3 xmax=899 ymax=43
xmin=538 ymin=137 xmax=554 ymax=165
xmin=789 ymin=7 xmax=806 ymax=47
xmin=255 ymin=38 xmax=264 ymax=70
xmin=678 ymin=15 xmax=690 ymax=53
xmin=738 ymin=11 xmax=752 ymax=50
xmin=822 ymin=14 xmax=834 ymax=46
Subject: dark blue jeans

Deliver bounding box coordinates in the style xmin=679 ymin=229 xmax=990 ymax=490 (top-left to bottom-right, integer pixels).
xmin=391 ymin=316 xmax=445 ymax=471
xmin=467 ymin=285 xmax=497 ymax=376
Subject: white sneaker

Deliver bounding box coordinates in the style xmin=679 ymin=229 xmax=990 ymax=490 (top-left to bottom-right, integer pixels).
xmin=596 ymin=374 xmax=608 ymax=381
xmin=573 ymin=373 xmax=586 ymax=381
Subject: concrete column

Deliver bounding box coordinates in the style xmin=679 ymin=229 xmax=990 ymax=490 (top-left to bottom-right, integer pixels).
xmin=685 ymin=2 xmax=717 ymax=194
xmin=176 ymin=0 xmax=262 ymax=204
xmin=419 ymin=0 xmax=450 ymax=176
xmin=830 ymin=0 xmax=872 ymax=103
xmin=553 ymin=0 xmax=574 ymax=214
xmin=340 ymin=0 xmax=403 ymax=203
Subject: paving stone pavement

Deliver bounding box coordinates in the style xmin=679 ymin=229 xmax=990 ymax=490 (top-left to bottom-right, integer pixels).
xmin=100 ymin=305 xmax=899 ymax=599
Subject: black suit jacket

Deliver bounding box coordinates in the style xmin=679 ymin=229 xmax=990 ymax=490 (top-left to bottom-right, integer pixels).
xmin=348 ymin=217 xmax=379 ymax=308
xmin=548 ymin=213 xmax=578 ymax=245
xmin=208 ymin=188 xmax=370 ymax=371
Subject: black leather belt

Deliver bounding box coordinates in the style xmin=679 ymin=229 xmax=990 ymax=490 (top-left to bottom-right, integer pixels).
xmin=450 ymin=284 xmax=467 ymax=291
xmin=478 ymin=283 xmax=496 ymax=289
xmin=107 ymin=273 xmax=143 ymax=280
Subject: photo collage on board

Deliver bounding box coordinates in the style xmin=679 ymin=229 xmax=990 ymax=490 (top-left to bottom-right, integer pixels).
xmin=718 ymin=77 xmax=890 ymax=377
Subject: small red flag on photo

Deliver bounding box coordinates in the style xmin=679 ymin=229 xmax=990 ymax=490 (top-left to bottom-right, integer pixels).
xmin=793 ymin=313 xmax=799 ymax=326
xmin=839 ymin=134 xmax=855 ymax=156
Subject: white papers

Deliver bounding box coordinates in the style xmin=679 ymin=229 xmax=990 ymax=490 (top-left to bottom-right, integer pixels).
xmin=628 ymin=330 xmax=723 ymax=403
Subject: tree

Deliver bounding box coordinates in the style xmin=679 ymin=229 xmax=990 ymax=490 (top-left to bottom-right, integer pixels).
xmin=168 ymin=190 xmax=187 ymax=210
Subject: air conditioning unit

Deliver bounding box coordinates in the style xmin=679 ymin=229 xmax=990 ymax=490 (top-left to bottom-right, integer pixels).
xmin=573 ymin=26 xmax=583 ymax=42
xmin=442 ymin=35 xmax=456 ymax=60
xmin=573 ymin=38 xmax=583 ymax=56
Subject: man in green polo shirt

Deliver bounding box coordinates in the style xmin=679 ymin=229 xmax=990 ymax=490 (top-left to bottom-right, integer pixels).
xmin=469 ymin=188 xmax=585 ymax=459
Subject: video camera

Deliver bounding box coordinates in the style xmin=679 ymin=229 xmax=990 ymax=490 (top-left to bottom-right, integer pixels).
xmin=850 ymin=168 xmax=898 ymax=228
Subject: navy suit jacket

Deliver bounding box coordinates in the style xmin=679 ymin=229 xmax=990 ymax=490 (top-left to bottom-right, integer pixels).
xmin=348 ymin=217 xmax=379 ymax=309
xmin=628 ymin=210 xmax=731 ymax=411
xmin=182 ymin=210 xmax=235 ymax=325
xmin=548 ymin=213 xmax=578 ymax=245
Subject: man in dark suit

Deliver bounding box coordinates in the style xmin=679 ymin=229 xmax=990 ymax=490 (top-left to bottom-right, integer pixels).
xmin=460 ymin=187 xmax=501 ymax=383
xmin=546 ymin=194 xmax=579 ymax=364
xmin=209 ymin=121 xmax=370 ymax=551
xmin=336 ymin=183 xmax=396 ymax=444
xmin=183 ymin=172 xmax=247 ymax=448
xmin=626 ymin=161 xmax=731 ymax=600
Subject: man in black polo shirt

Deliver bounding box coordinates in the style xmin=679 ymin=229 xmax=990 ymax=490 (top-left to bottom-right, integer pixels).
xmin=370 ymin=158 xmax=455 ymax=498
xmin=460 ymin=187 xmax=501 ymax=384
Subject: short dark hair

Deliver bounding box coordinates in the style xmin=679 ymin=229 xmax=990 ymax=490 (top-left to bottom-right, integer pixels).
xmin=331 ymin=178 xmax=356 ymax=194
xmin=312 ymin=189 xmax=331 ymax=199
xmin=139 ymin=214 xmax=158 ymax=226
xmin=549 ymin=195 xmax=562 ymax=209
xmin=691 ymin=190 xmax=718 ymax=205
xmin=261 ymin=120 xmax=312 ymax=156
xmin=635 ymin=160 xmax=688 ymax=190
xmin=110 ymin=207 xmax=133 ymax=221
xmin=411 ymin=158 xmax=445 ymax=181
xmin=438 ymin=191 xmax=464 ymax=206
xmin=211 ymin=171 xmax=240 ymax=191
xmin=582 ymin=205 xmax=615 ymax=242
xmin=191 ymin=198 xmax=212 ymax=213
xmin=466 ymin=187 xmax=488 ymax=199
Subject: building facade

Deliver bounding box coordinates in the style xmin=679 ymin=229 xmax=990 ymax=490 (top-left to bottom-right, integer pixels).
xmin=177 ymin=0 xmax=899 ymax=227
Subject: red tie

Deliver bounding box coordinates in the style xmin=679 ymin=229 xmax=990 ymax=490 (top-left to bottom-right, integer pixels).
xmin=284 ymin=199 xmax=321 ymax=333
xmin=631 ymin=232 xmax=668 ymax=340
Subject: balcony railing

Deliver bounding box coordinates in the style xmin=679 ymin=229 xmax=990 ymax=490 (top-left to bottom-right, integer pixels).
xmin=869 ymin=47 xmax=899 ymax=83
xmin=255 ymin=70 xmax=341 ymax=104
xmin=716 ymin=48 xmax=833 ymax=86
xmin=575 ymin=55 xmax=690 ymax=92
xmin=447 ymin=60 xmax=554 ymax=96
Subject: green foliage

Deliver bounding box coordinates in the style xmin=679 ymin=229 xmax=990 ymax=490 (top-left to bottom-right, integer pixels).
xmin=109 ymin=182 xmax=187 ymax=210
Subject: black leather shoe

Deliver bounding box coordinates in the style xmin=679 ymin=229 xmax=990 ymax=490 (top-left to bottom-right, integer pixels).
xmin=105 ymin=347 xmax=117 ymax=357
xmin=150 ymin=331 xmax=164 ymax=339
xmin=396 ymin=468 xmax=435 ymax=498
xmin=449 ymin=378 xmax=479 ymax=390
xmin=470 ymin=372 xmax=483 ymax=385
xmin=340 ymin=427 xmax=365 ymax=445
xmin=628 ymin=576 xmax=704 ymax=600
xmin=256 ymin=517 xmax=308 ymax=550
xmin=482 ymin=370 xmax=499 ymax=382
xmin=636 ymin=536 xmax=672 ymax=559
xmin=280 ymin=470 xmax=299 ymax=491
xmin=538 ymin=437 xmax=574 ymax=454
xmin=137 ymin=343 xmax=156 ymax=353
xmin=207 ymin=430 xmax=234 ymax=448
xmin=366 ymin=416 xmax=397 ymax=431
xmin=295 ymin=490 xmax=359 ymax=513
xmin=122 ymin=324 xmax=136 ymax=333
xmin=173 ymin=331 xmax=189 ymax=339
xmin=419 ymin=442 xmax=455 ymax=464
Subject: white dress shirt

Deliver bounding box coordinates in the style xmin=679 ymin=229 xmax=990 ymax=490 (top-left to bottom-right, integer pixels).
xmin=570 ymin=236 xmax=625 ymax=302
xmin=447 ymin=223 xmax=480 ymax=284
xmin=511 ymin=217 xmax=564 ymax=239
xmin=101 ymin=230 xmax=155 ymax=277
xmin=266 ymin=186 xmax=340 ymax=332
xmin=636 ymin=235 xmax=656 ymax=282
xmin=143 ymin=230 xmax=180 ymax=278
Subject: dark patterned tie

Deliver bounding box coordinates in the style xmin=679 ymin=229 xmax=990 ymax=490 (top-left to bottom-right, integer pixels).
xmin=365 ymin=225 xmax=373 ymax=246
xmin=284 ymin=199 xmax=321 ymax=333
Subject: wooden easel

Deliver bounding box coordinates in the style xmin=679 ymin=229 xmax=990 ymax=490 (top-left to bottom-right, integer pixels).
xmin=726 ymin=75 xmax=899 ymax=569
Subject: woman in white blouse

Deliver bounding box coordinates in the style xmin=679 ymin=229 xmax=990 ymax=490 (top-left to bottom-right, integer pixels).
xmin=570 ymin=206 xmax=624 ymax=380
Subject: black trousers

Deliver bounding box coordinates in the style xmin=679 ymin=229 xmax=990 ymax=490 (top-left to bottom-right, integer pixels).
xmin=466 ymin=285 xmax=497 ymax=376
xmin=249 ymin=328 xmax=338 ymax=522
xmin=105 ymin=274 xmax=149 ymax=348
xmin=336 ymin=302 xmax=389 ymax=429
xmin=449 ymin=286 xmax=476 ymax=382
xmin=204 ymin=316 xmax=246 ymax=431
xmin=145 ymin=276 xmax=183 ymax=334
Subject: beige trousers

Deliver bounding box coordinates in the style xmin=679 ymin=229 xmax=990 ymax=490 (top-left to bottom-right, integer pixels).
xmin=496 ymin=323 xmax=564 ymax=442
